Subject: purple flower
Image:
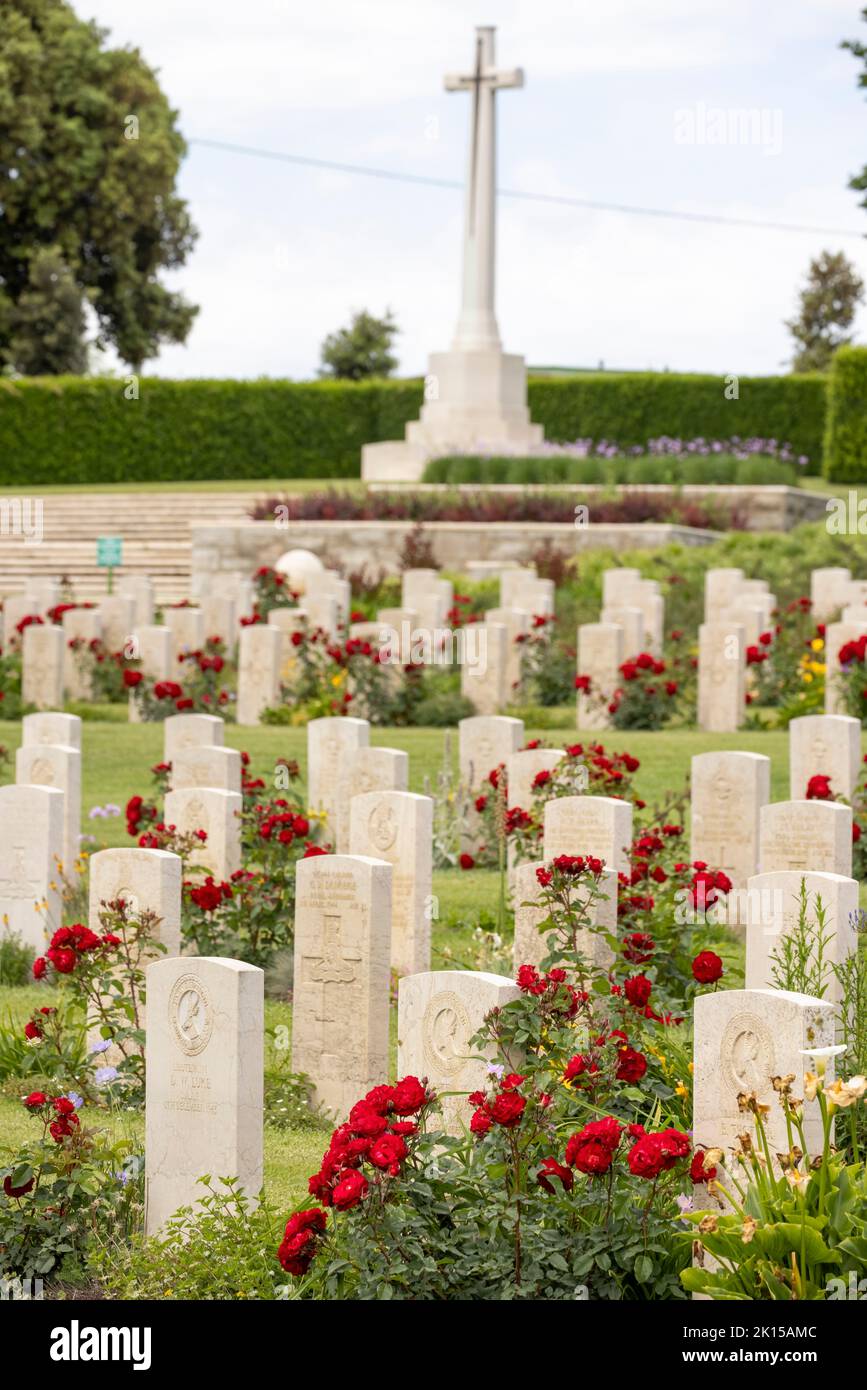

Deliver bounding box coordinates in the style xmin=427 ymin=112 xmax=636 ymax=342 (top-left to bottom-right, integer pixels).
xmin=94 ymin=1066 xmax=119 ymax=1085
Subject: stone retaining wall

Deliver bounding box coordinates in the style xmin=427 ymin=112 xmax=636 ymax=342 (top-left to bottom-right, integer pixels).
xmin=191 ymin=519 xmax=720 ymax=585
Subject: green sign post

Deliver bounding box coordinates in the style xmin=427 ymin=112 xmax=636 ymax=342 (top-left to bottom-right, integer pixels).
xmin=96 ymin=536 xmax=123 ymax=593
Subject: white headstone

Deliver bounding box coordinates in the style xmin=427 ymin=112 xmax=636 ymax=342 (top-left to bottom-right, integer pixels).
xmin=21 ymin=624 xmax=64 ymax=709
xmin=745 ymin=870 xmax=858 ymax=1002
xmin=458 ymin=714 xmax=524 ymax=790
xmin=397 ymin=969 xmax=520 ymax=1135
xmin=164 ymin=787 xmax=243 ymax=881
xmin=292 ymin=853 xmax=391 ymax=1116
xmin=164 ymin=713 xmax=224 ymax=761
xmin=697 ymin=621 xmax=745 ymax=733
xmin=336 ymin=746 xmax=409 ymax=853
xmin=349 ymin=790 xmax=433 ymax=976
xmin=690 ymin=751 xmax=770 ymax=890
xmin=694 ymin=988 xmax=834 ymax=1174
xmin=577 ymin=622 xmax=623 ymax=730
xmin=789 ymin=713 xmax=861 ymax=800
xmin=88 ymin=846 xmax=182 ymax=955
xmin=98 ymin=596 xmax=136 ymax=653
xmin=512 ymin=860 xmax=617 ymax=973
xmin=759 ymin=799 xmax=852 ymax=877
xmin=145 ymin=955 xmax=263 ymax=1234
xmin=461 ymin=620 xmax=508 ymax=716
xmin=62 ymin=608 xmax=102 ymax=700
xmin=811 ymin=567 xmax=851 ymax=623
xmin=170 ymin=746 xmax=243 ymax=796
xmin=307 ymin=716 xmax=370 ymax=841
xmin=16 ymin=743 xmax=81 ymax=877
xmin=543 ymin=795 xmax=632 ymax=873
xmin=0 ymin=785 xmax=64 ymax=952
xmin=22 ymin=711 xmax=82 ymax=751
xmin=236 ymin=624 xmax=282 ymax=726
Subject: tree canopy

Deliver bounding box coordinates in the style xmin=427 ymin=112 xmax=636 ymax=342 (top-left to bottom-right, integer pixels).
xmin=0 ymin=0 xmax=198 ymax=372
xmin=785 ymin=251 xmax=865 ymax=373
xmin=319 ymin=308 xmax=399 ymax=381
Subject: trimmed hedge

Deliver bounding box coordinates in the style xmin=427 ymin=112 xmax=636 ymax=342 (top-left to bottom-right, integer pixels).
xmin=823 ymin=346 xmax=867 ymax=482
xmin=423 ymin=453 xmax=798 ymax=487
xmin=0 ymin=370 xmax=826 ymax=485
xmin=527 ymin=371 xmax=826 ymax=465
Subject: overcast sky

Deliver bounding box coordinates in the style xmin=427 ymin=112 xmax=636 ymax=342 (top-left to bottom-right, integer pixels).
xmin=80 ymin=0 xmax=867 ymax=379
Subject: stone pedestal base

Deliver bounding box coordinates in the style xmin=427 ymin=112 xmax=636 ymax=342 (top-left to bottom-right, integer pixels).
xmin=361 ymin=348 xmax=543 ymax=482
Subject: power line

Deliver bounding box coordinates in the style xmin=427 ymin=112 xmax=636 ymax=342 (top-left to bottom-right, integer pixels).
xmin=188 ymin=135 xmax=866 ymax=240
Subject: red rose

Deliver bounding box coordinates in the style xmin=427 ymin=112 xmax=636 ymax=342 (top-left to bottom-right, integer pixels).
xmin=615 ymin=1045 xmax=647 ymax=1084
xmin=690 ymin=1149 xmax=717 ymax=1184
xmin=490 ymin=1091 xmax=526 ymax=1127
xmin=46 ymin=947 xmax=76 ymax=975
xmin=459 ymin=853 xmax=475 ymax=870
xmin=537 ymin=1157 xmax=574 ymax=1194
xmin=692 ymin=950 xmax=723 ymax=985
xmin=348 ymin=1103 xmax=389 ymax=1139
xmin=470 ymin=1107 xmax=493 ymax=1136
xmin=331 ymin=1169 xmax=368 ymax=1210
xmin=391 ymin=1075 xmax=426 ymax=1115
xmin=23 ymin=1020 xmax=42 ymax=1040
xmin=3 ymin=1173 xmax=35 ymax=1199
xmin=32 ymin=956 xmax=47 ymax=980
xmin=623 ymin=974 xmax=652 ymax=1009
xmin=24 ymin=1092 xmax=47 ymax=1109
xmin=855 ymin=821 xmax=863 ymax=843
xmin=806 ymin=774 xmax=833 ymax=800
xmin=190 ymin=879 xmax=224 ymax=913
xmin=368 ymin=1133 xmax=408 ymax=1171
xmin=123 ymin=669 xmax=143 ymax=688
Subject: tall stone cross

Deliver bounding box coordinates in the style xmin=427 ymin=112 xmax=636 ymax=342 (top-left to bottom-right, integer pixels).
xmin=444 ymin=26 xmax=523 ymax=354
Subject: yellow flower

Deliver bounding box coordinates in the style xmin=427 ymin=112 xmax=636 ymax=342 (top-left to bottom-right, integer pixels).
xmin=802 ymin=672 xmax=813 ymax=684
xmin=675 ymin=1081 xmax=688 ymax=1099
xmin=810 ymin=637 xmax=825 ymax=652
xmin=687 ymin=1061 xmax=694 ymax=1075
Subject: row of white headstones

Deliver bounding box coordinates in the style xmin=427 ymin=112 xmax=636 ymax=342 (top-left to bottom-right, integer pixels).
xmin=580 ymin=563 xmax=867 ymax=732
xmin=5 ymin=701 xmax=858 ymax=1231
xmin=10 ymin=561 xmax=867 ymax=730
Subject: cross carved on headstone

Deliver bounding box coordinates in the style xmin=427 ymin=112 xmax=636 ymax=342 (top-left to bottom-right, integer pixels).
xmin=304 ymin=913 xmax=361 ymax=1024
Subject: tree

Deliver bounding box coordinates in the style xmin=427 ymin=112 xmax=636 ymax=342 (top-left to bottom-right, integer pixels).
xmin=785 ymin=251 xmax=865 ymax=373
xmin=843 ymin=8 xmax=867 ymax=215
xmin=319 ymin=309 xmax=399 ymax=380
xmin=0 ymin=0 xmax=198 ymax=373
xmin=7 ymin=246 xmax=88 ymax=375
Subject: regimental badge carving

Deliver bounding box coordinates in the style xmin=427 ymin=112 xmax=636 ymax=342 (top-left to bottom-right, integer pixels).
xmin=422 ymin=991 xmax=472 ymax=1078
xmin=368 ymin=801 xmax=398 ymax=853
xmin=720 ymin=1012 xmax=775 ymax=1096
xmin=169 ymin=974 xmax=214 ymax=1056
xmin=186 ymin=797 xmax=209 ymax=837
xmin=712 ymin=770 xmax=733 ymax=803
xmin=114 ymin=884 xmax=141 ymax=917
xmin=30 ymin=757 xmax=56 ymax=786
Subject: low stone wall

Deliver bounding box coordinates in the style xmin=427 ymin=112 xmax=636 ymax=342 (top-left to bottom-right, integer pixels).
xmin=191 ymin=519 xmax=720 ymax=584
xmin=365 ymin=484 xmax=829 ymax=532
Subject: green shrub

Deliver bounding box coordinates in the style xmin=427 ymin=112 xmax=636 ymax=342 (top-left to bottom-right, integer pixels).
xmin=0 ymin=369 xmax=826 ymax=484
xmin=823 ymin=346 xmax=867 ymax=482
xmin=734 ymin=457 xmax=796 ymax=485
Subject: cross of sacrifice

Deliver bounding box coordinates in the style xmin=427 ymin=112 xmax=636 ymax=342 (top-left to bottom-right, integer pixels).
xmin=444 ymin=26 xmax=523 ymax=354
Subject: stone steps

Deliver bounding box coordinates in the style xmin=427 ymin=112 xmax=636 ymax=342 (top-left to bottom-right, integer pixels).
xmin=0 ymin=490 xmax=274 ymax=602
